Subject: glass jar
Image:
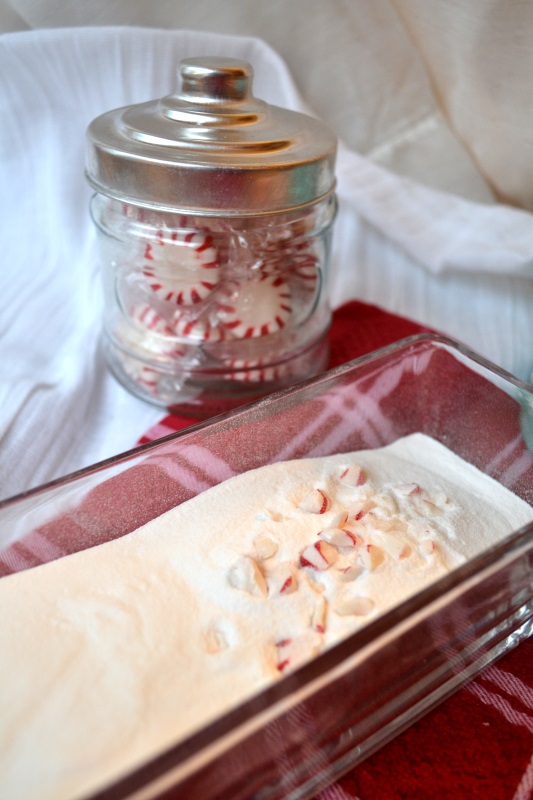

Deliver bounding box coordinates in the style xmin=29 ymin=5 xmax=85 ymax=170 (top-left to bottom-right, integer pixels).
xmin=86 ymin=57 xmax=337 ymax=416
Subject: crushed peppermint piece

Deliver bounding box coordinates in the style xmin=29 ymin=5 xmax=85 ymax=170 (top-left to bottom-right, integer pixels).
xmin=269 ymin=563 xmax=299 ymax=595
xmin=394 ymin=482 xmax=420 ymax=496
xmin=326 ymin=510 xmax=349 ymax=529
xmin=204 ymin=626 xmax=228 ymax=654
xmin=253 ymin=535 xmax=279 ymax=560
xmin=311 ymin=595 xmax=328 ymax=633
xmin=339 ymin=565 xmax=364 ymax=582
xmin=298 ymin=488 xmax=329 ymax=514
xmin=318 ymin=527 xmax=362 ymax=548
xmin=412 ymin=496 xmax=441 ymax=517
xmin=339 ymin=464 xmax=366 ymax=487
xmin=227 ymin=557 xmax=268 ymax=598
xmin=333 ymin=553 xmax=352 ymax=571
xmin=357 ymin=543 xmax=384 ymax=571
xmin=275 ymin=632 xmax=322 ymax=672
xmin=419 ymin=538 xmax=436 ymax=556
xmin=348 ymin=499 xmax=374 ymax=520
xmin=370 ymin=530 xmax=411 ymax=560
xmin=300 ymin=541 xmax=338 ymax=570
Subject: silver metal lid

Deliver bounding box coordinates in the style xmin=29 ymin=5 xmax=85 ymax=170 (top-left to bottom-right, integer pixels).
xmin=85 ymin=57 xmax=337 ymax=215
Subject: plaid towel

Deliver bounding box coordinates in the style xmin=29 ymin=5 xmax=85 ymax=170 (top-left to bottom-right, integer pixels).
xmin=1 ymin=300 xmax=531 ymax=799
xmin=136 ymin=300 xmax=533 ymax=800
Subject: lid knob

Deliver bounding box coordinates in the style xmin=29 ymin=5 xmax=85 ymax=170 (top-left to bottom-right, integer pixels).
xmin=178 ymin=57 xmax=253 ymax=104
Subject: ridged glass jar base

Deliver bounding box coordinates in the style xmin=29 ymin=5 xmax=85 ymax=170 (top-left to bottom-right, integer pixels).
xmin=104 ymin=326 xmax=330 ymax=417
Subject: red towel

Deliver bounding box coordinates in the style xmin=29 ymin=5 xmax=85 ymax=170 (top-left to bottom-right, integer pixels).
xmin=1 ymin=300 xmax=531 ymax=799
xmin=137 ymin=300 xmax=533 ymax=800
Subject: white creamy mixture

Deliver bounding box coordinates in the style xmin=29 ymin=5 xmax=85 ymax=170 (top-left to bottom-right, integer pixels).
xmin=1 ymin=434 xmax=532 ymax=800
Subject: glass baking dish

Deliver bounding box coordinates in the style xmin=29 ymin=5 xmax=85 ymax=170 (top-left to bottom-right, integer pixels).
xmin=1 ymin=333 xmax=532 ymax=800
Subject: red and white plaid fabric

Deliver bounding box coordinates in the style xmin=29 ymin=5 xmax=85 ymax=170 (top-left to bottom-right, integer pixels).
xmin=137 ymin=301 xmax=533 ymax=800
xmin=1 ymin=300 xmax=531 ymax=799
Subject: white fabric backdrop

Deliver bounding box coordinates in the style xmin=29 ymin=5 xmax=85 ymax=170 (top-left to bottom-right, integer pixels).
xmin=3 ymin=0 xmax=533 ymax=207
xmin=1 ymin=12 xmax=533 ymax=501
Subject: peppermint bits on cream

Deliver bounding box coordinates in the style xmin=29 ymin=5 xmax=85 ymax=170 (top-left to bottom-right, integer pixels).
xmin=4 ymin=433 xmax=532 ymax=798
xmin=219 ymin=435 xmax=502 ymax=677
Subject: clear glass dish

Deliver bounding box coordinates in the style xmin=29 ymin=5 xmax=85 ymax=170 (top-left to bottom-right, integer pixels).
xmin=1 ymin=334 xmax=532 ymax=800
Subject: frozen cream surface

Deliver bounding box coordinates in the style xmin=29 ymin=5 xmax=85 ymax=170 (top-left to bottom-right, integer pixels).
xmin=0 ymin=434 xmax=532 ymax=800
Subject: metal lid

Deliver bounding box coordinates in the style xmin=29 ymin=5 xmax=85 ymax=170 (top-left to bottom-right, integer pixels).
xmin=85 ymin=57 xmax=337 ymax=215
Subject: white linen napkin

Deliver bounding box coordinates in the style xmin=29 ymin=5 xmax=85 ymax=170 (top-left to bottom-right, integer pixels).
xmin=1 ymin=26 xmax=532 ymax=501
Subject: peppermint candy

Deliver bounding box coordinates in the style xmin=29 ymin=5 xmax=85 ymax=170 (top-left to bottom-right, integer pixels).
xmin=172 ymin=310 xmax=225 ymax=343
xmin=130 ymin=304 xmax=173 ymax=335
xmin=218 ymin=274 xmax=293 ymax=339
xmin=118 ymin=355 xmax=160 ymax=395
xmin=143 ymin=228 xmax=220 ymax=305
xmin=225 ymin=357 xmax=291 ymax=384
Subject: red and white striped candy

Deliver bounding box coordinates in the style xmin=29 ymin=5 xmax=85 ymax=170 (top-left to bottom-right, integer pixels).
xmin=130 ymin=304 xmax=173 ymax=335
xmin=291 ymin=257 xmax=319 ymax=293
xmin=132 ymin=365 xmax=159 ymax=392
xmin=267 ymin=563 xmax=298 ymax=595
xmin=225 ymin=357 xmax=291 ymax=384
xmin=253 ymin=257 xmax=319 ymax=315
xmin=129 ymin=304 xmax=186 ymax=358
xmin=172 ymin=310 xmax=225 ymax=343
xmin=143 ymin=228 xmax=220 ymax=306
xmin=256 ymin=231 xmax=319 ymax=296
xmin=339 ymin=464 xmax=366 ymax=487
xmin=298 ymin=488 xmax=329 ymax=514
xmin=318 ymin=527 xmax=362 ymax=548
xmin=299 ymin=541 xmax=338 ymax=570
xmin=218 ymin=275 xmax=292 ymax=338
xmin=119 ymin=355 xmax=160 ymax=395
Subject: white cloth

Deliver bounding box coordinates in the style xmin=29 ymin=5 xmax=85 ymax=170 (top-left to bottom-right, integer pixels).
xmin=1 ymin=23 xmax=533 ymax=501
xmin=4 ymin=0 xmax=533 ymax=209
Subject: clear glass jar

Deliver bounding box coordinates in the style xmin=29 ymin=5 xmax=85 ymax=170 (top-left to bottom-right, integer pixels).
xmin=86 ymin=57 xmax=338 ymax=416
xmin=91 ymin=193 xmax=336 ymax=416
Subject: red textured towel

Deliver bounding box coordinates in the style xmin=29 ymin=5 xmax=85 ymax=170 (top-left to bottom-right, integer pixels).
xmin=1 ymin=301 xmax=531 ymax=799
xmin=137 ymin=300 xmax=533 ymax=800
